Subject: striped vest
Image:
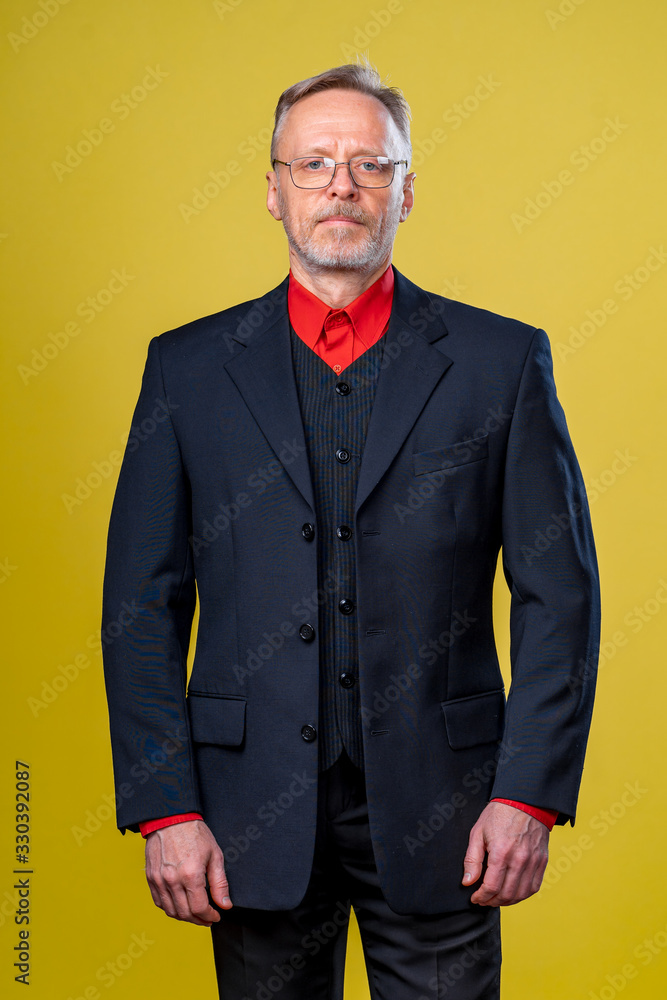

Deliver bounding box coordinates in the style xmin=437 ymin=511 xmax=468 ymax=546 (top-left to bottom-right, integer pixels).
xmin=290 ymin=326 xmax=386 ymax=770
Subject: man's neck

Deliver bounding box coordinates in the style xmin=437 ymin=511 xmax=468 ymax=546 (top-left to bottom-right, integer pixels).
xmin=288 ymin=251 xmax=392 ymax=308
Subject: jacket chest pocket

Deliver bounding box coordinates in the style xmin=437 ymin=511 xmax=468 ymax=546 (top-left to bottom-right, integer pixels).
xmin=413 ymin=433 xmax=488 ymax=477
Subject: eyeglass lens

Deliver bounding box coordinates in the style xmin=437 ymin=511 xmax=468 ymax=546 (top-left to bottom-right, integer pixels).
xmin=290 ymin=156 xmax=395 ymax=188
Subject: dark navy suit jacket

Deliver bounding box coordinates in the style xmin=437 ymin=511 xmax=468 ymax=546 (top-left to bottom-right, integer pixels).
xmin=102 ymin=267 xmax=600 ymax=914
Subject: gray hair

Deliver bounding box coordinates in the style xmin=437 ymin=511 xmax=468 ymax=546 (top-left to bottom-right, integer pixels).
xmin=270 ymin=61 xmax=412 ymax=165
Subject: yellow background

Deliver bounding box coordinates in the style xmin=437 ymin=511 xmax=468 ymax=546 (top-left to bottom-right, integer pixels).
xmin=2 ymin=0 xmax=666 ymax=997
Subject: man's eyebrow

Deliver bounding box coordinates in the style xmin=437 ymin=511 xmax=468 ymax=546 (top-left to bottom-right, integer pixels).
xmin=293 ymin=146 xmax=386 ymax=158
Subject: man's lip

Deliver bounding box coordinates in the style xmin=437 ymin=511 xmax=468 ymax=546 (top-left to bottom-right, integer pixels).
xmin=318 ymin=216 xmax=363 ymax=224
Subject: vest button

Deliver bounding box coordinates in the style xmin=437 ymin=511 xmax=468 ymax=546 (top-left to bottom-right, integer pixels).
xmin=338 ymin=599 xmax=355 ymax=615
xmin=301 ymin=522 xmax=315 ymax=541
xmin=336 ymin=448 xmax=351 ymax=464
xmin=336 ymin=525 xmax=352 ymax=541
xmin=335 ymin=381 xmax=351 ymax=396
xmin=339 ymin=672 xmax=356 ymax=688
xmin=299 ymin=623 xmax=316 ymax=642
xmin=301 ymin=724 xmax=317 ymax=742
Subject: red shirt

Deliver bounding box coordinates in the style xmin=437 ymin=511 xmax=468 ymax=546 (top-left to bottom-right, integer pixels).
xmin=139 ymin=266 xmax=556 ymax=836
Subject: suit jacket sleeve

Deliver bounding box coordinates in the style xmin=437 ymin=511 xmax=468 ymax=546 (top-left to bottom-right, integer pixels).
xmin=101 ymin=336 xmax=200 ymax=832
xmin=490 ymin=327 xmax=601 ymax=824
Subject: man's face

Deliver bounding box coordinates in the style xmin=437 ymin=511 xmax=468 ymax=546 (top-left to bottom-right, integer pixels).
xmin=266 ymin=89 xmax=415 ymax=275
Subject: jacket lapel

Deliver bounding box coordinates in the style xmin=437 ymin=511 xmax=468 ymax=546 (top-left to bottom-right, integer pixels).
xmin=354 ymin=269 xmax=453 ymax=513
xmin=223 ymin=279 xmax=316 ymax=512
xmin=221 ymin=269 xmax=454 ymax=517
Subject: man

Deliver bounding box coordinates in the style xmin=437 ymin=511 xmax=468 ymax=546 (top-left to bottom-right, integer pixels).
xmin=102 ymin=63 xmax=600 ymax=999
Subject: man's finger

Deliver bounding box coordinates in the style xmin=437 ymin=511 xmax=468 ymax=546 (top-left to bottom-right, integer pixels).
xmin=208 ymin=850 xmax=233 ymax=910
xmin=183 ymin=881 xmax=222 ymax=925
xmin=462 ymin=825 xmax=486 ymax=887
xmin=470 ymin=851 xmax=508 ymax=905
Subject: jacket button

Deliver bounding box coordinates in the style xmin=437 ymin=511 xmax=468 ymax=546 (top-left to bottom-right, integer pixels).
xmin=335 ymin=448 xmax=351 ymax=464
xmin=335 ymin=381 xmax=351 ymax=396
xmin=301 ymin=724 xmax=317 ymax=742
xmin=338 ymin=599 xmax=355 ymax=615
xmin=301 ymin=522 xmax=315 ymax=541
xmin=336 ymin=525 xmax=352 ymax=541
xmin=299 ymin=623 xmax=316 ymax=642
xmin=339 ymin=672 xmax=356 ymax=688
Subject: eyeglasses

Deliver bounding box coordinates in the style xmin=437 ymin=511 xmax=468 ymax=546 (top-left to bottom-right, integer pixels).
xmin=272 ymin=155 xmax=408 ymax=189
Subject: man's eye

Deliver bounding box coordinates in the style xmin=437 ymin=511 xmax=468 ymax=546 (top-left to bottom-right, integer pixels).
xmin=359 ymin=160 xmax=379 ymax=171
xmin=304 ymin=160 xmax=325 ymax=170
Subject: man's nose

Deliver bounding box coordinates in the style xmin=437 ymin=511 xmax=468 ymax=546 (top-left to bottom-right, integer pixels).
xmin=325 ymin=162 xmax=359 ymax=198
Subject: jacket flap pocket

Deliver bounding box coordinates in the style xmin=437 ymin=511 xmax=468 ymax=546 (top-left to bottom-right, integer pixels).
xmin=441 ymin=688 xmax=505 ymax=750
xmin=414 ymin=433 xmax=488 ymax=476
xmin=187 ymin=692 xmax=246 ymax=746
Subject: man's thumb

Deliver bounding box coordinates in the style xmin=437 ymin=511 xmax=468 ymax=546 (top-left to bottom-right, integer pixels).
xmin=462 ymin=828 xmax=485 ymax=886
xmin=208 ymin=851 xmax=233 ymax=909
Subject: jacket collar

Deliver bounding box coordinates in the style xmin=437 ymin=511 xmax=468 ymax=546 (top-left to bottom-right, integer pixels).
xmin=223 ymin=267 xmax=453 ymax=513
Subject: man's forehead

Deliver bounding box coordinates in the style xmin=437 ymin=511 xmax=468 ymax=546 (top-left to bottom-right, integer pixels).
xmin=284 ymin=90 xmax=396 ymax=142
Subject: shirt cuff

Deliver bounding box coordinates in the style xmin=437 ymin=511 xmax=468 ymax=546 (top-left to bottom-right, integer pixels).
xmin=139 ymin=813 xmax=204 ymax=838
xmin=491 ymin=798 xmax=558 ymax=831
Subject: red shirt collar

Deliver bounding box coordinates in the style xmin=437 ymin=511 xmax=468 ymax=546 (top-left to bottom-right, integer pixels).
xmin=287 ymin=264 xmax=394 ymax=350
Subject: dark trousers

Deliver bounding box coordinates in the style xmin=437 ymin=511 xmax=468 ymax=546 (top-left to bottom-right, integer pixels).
xmin=210 ymin=750 xmax=501 ymax=999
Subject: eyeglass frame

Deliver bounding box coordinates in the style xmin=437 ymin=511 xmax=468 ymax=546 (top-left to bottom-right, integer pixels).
xmin=271 ymin=154 xmax=410 ymax=190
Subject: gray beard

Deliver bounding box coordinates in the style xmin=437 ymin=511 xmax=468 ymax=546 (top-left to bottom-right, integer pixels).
xmin=277 ymin=194 xmax=401 ymax=275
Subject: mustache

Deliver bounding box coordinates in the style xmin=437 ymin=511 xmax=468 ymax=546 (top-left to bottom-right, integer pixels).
xmin=311 ymin=205 xmax=372 ymax=226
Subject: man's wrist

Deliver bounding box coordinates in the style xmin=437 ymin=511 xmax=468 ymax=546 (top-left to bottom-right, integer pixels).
xmin=139 ymin=813 xmax=204 ymax=838
xmin=491 ymin=798 xmax=558 ymax=831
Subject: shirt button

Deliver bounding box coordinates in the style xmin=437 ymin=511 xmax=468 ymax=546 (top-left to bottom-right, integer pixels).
xmin=301 ymin=523 xmax=315 ymax=541
xmin=336 ymin=448 xmax=351 ymax=464
xmin=301 ymin=724 xmax=317 ymax=742
xmin=299 ymin=623 xmax=316 ymax=642
xmin=339 ymin=672 xmax=356 ymax=688
xmin=336 ymin=525 xmax=352 ymax=541
xmin=335 ymin=381 xmax=351 ymax=396
xmin=338 ymin=599 xmax=355 ymax=615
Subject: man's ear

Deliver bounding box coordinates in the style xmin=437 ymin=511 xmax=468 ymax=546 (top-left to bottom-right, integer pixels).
xmin=399 ymin=170 xmax=416 ymax=223
xmin=266 ymin=170 xmax=282 ymax=221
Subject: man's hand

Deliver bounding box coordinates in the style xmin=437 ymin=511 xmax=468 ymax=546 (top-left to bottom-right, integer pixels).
xmin=145 ymin=819 xmax=232 ymax=925
xmin=462 ymin=801 xmax=549 ymax=906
